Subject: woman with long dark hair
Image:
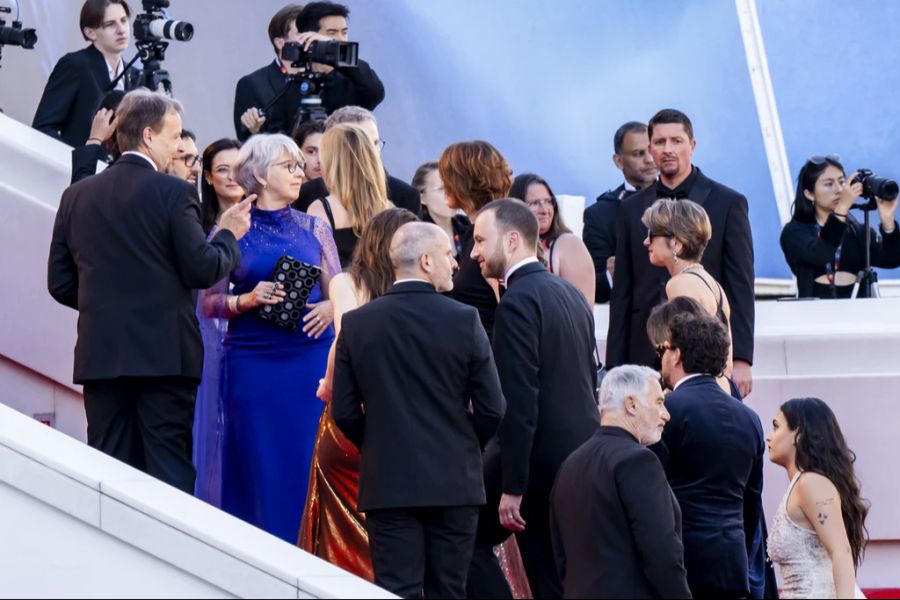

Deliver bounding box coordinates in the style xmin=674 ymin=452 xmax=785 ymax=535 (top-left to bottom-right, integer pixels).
xmin=767 ymin=398 xmax=869 ymax=598
xmin=509 ymin=173 xmax=595 ymax=305
xmin=780 ymin=155 xmax=900 ymax=298
xmin=299 ymin=207 xmax=419 ymax=581
xmin=200 ymin=138 xmax=243 ymax=234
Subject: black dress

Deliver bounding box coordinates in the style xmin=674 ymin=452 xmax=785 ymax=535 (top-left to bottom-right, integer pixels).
xmin=450 ymin=224 xmax=498 ymax=336
xmin=318 ymin=197 xmax=358 ymax=269
xmin=422 ymin=207 xmax=470 ymax=261
xmin=781 ymin=212 xmax=900 ymax=298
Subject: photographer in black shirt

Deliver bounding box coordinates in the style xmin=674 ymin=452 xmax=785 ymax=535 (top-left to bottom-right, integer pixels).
xmin=781 ymin=155 xmax=900 ymax=298
xmin=233 ymin=2 xmax=384 ymax=141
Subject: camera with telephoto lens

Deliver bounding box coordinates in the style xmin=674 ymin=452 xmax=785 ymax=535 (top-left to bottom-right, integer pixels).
xmin=133 ymin=0 xmax=193 ymax=42
xmin=0 ymin=6 xmax=36 ymax=50
xmin=281 ymin=40 xmax=358 ymax=69
xmin=855 ymin=169 xmax=899 ymax=202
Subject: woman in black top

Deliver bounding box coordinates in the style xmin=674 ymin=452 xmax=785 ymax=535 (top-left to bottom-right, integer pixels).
xmin=781 ymin=155 xmax=900 ymax=298
xmin=307 ymin=123 xmax=391 ymax=268
xmin=439 ymin=141 xmax=513 ymax=336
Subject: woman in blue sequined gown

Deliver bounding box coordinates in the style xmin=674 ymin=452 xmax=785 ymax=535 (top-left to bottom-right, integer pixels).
xmin=201 ymin=134 xmax=340 ymax=542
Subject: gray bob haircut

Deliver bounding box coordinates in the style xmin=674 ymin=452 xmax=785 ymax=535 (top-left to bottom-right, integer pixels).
xmin=599 ymin=365 xmax=661 ymax=414
xmin=233 ymin=133 xmax=303 ymax=196
xmin=325 ymin=105 xmax=376 ymax=130
xmin=115 ymin=89 xmax=183 ymax=152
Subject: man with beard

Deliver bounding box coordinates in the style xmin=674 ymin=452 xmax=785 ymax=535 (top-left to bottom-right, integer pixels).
xmin=606 ymin=108 xmax=755 ymax=398
xmin=470 ymin=198 xmax=600 ymax=598
xmin=648 ymin=305 xmax=764 ymax=598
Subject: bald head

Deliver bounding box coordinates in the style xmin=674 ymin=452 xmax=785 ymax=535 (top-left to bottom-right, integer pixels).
xmin=390 ymin=222 xmax=458 ymax=292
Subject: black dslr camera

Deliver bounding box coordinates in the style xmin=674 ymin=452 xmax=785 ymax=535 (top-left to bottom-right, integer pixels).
xmin=281 ymin=40 xmax=358 ymax=70
xmin=133 ymin=0 xmax=193 ymax=42
xmin=855 ymin=169 xmax=898 ymax=203
xmin=0 ymin=5 xmax=37 ymax=70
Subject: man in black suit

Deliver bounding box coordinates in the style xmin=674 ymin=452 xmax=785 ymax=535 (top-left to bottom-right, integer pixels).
xmin=470 ymin=199 xmax=601 ymax=598
xmin=331 ymin=222 xmax=505 ymax=598
xmin=582 ymin=121 xmax=658 ymax=303
xmin=233 ymin=2 xmax=384 ymax=141
xmin=293 ymin=106 xmax=421 ymax=216
xmin=550 ymin=365 xmax=691 ymax=599
xmin=650 ymin=307 xmax=765 ymax=598
xmin=33 ymin=0 xmax=139 ymax=147
xmin=607 ymin=108 xmax=756 ymax=397
xmin=47 ymin=90 xmax=251 ymax=493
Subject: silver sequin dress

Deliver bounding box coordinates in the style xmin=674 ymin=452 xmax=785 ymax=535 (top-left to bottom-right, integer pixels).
xmin=768 ymin=472 xmax=865 ymax=599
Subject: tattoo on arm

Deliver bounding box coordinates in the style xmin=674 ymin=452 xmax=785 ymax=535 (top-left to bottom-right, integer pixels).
xmin=818 ymin=512 xmax=828 ymax=525
xmin=816 ymin=497 xmax=836 ymax=508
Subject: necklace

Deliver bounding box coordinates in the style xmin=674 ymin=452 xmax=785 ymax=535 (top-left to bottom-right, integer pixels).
xmin=679 ymin=263 xmax=703 ymax=275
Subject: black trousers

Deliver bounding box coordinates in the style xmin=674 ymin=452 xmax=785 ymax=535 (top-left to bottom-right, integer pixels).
xmin=82 ymin=376 xmax=198 ymax=493
xmin=366 ymin=505 xmax=479 ymax=599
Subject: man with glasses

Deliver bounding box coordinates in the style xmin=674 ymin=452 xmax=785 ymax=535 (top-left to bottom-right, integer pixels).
xmin=645 ymin=305 xmax=764 ymax=599
xmin=168 ymin=129 xmax=202 ymax=185
xmin=606 ymin=108 xmax=755 ymax=399
xmin=293 ymin=106 xmax=421 ymax=217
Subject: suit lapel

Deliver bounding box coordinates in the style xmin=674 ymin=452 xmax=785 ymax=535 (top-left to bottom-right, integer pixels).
xmin=266 ymin=60 xmax=285 ymax=95
xmin=86 ymin=45 xmax=112 ymax=91
xmin=688 ymin=168 xmax=713 ymax=206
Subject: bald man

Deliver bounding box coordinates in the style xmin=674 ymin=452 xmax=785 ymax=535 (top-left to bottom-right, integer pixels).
xmin=331 ymin=223 xmax=505 ymax=598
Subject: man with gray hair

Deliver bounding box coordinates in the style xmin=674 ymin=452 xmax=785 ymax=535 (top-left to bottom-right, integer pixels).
xmin=48 ymin=89 xmax=251 ymax=493
xmin=294 ymin=105 xmax=421 ymax=215
xmin=549 ymin=365 xmax=691 ymax=599
xmin=331 ymin=222 xmax=504 ymax=598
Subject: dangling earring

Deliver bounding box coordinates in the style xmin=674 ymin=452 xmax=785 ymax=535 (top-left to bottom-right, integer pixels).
xmin=673 ymin=248 xmax=679 ymax=264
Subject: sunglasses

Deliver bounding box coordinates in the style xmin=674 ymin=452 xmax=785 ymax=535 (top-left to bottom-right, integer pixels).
xmin=648 ymin=230 xmax=674 ymax=241
xmin=808 ymin=154 xmax=841 ymax=166
xmin=655 ymin=343 xmax=672 ymax=359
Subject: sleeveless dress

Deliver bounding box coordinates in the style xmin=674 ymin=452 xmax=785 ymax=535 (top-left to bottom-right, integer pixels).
xmin=197 ymin=206 xmax=341 ymax=543
xmin=768 ymin=472 xmax=866 ymax=599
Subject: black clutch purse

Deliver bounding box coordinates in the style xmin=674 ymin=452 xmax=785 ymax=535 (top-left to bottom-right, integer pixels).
xmin=257 ymin=255 xmax=321 ymax=332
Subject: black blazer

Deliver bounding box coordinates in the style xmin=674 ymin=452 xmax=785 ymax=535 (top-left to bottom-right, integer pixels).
xmin=47 ymin=154 xmax=241 ymax=384
xmin=233 ymin=59 xmax=385 ymax=141
xmin=493 ymin=261 xmax=601 ymax=494
xmin=607 ymin=167 xmax=755 ymax=367
xmin=71 ymin=143 xmax=111 ymax=184
xmin=331 ymin=281 xmax=505 ymax=511
xmin=33 ymin=45 xmax=138 ymax=148
xmin=655 ymin=375 xmax=764 ymax=597
xmin=550 ymin=427 xmax=692 ymax=599
xmin=781 ymin=212 xmax=900 ymax=298
xmin=293 ymin=174 xmax=422 ymax=217
xmin=582 ymin=184 xmax=637 ymax=304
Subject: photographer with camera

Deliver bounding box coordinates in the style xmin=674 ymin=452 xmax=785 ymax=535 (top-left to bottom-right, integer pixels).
xmin=233 ymin=2 xmax=384 ymax=141
xmin=781 ymin=155 xmax=900 ymax=298
xmin=33 ymin=0 xmax=139 ymax=147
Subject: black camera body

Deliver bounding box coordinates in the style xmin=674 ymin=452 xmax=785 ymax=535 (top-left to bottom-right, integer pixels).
xmin=0 ymin=6 xmax=36 ymax=51
xmin=134 ymin=0 xmax=193 ymax=43
xmin=282 ymin=40 xmax=358 ymax=70
xmin=856 ymin=169 xmax=899 ymax=202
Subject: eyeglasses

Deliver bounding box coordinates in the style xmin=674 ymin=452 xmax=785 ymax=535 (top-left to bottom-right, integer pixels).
xmin=648 ymin=230 xmax=674 ymax=241
xmin=179 ymin=154 xmax=201 ymax=168
xmin=375 ymin=139 xmax=387 ymax=151
xmin=275 ymin=160 xmax=306 ymax=174
xmin=655 ymin=343 xmax=673 ymax=359
xmin=526 ymin=197 xmax=555 ymax=209
xmin=808 ymin=154 xmax=841 ymax=166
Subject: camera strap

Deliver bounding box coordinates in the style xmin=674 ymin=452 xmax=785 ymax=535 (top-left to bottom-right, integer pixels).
xmin=815 ymin=222 xmax=843 ymax=294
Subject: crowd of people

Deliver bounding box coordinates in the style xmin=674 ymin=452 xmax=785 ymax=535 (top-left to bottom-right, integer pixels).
xmin=36 ymin=1 xmax=884 ymax=598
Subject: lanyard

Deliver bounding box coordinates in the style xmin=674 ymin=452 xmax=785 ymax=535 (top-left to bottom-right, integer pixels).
xmin=815 ymin=223 xmax=844 ymax=293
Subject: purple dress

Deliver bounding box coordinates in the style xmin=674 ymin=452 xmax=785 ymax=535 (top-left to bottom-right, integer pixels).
xmin=198 ymin=205 xmax=340 ymax=543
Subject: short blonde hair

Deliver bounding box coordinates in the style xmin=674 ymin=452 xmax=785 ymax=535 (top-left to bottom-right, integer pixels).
xmin=641 ymin=198 xmax=711 ymax=262
xmin=233 ymin=133 xmax=303 ymax=197
xmin=320 ymin=123 xmax=389 ymax=236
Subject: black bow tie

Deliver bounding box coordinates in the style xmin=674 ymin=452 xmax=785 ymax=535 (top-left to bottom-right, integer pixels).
xmin=656 ymin=186 xmax=690 ymax=200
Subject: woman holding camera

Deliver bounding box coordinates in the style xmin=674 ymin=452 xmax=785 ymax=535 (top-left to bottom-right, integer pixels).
xmin=781 ymin=155 xmax=900 ymax=299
